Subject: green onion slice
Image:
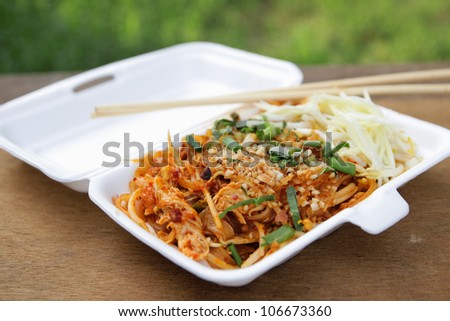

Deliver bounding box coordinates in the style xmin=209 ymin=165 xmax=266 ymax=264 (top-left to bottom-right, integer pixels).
xmin=253 ymin=115 xmax=282 ymax=141
xmin=269 ymin=146 xmax=290 ymax=159
xmin=324 ymin=140 xmax=333 ymax=158
xmin=236 ymin=120 xmax=250 ymax=129
xmin=270 ymin=155 xmax=281 ymax=163
xmin=286 ymin=186 xmax=303 ymax=231
xmin=240 ymin=127 xmax=255 ymax=133
xmin=212 ymin=119 xmax=235 ymax=139
xmin=214 ymin=119 xmax=235 ymax=127
xmin=330 ymin=141 xmax=350 ymax=155
xmin=289 ymin=147 xmax=302 ymax=156
xmin=330 ymin=156 xmax=356 ymax=176
xmin=278 ymin=159 xmax=299 ymax=169
xmin=228 ymin=243 xmax=242 ymax=267
xmin=186 ymin=134 xmax=202 ymax=152
xmin=219 ymin=195 xmax=275 ymax=219
xmin=262 ymin=225 xmax=295 ymax=247
xmin=303 ymin=141 xmax=322 ymax=148
xmin=222 ymin=136 xmax=241 ymax=152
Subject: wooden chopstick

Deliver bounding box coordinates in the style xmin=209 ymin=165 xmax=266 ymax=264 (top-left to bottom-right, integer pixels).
xmin=276 ymin=67 xmax=450 ymax=90
xmin=93 ymin=83 xmax=450 ymax=117
xmin=93 ymin=68 xmax=450 ymax=117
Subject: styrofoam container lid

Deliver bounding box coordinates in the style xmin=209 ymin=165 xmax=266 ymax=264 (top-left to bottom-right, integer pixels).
xmin=0 ymin=42 xmax=303 ymax=192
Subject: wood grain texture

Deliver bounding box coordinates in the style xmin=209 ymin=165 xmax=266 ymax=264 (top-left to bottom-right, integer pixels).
xmin=0 ymin=64 xmax=449 ymax=300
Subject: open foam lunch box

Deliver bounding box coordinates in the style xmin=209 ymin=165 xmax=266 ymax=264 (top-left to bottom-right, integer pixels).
xmin=1 ymin=42 xmax=449 ymax=286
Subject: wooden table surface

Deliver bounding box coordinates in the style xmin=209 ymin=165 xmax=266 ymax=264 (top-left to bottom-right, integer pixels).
xmin=1 ymin=63 xmax=449 ymax=300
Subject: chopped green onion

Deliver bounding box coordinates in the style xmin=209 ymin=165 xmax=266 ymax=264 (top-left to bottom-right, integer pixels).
xmin=204 ymin=141 xmax=215 ymax=150
xmin=254 ymin=115 xmax=282 ymax=141
xmin=255 ymin=122 xmax=267 ymax=131
xmin=237 ymin=118 xmax=285 ymax=140
xmin=270 ymin=146 xmax=301 ymax=158
xmin=219 ymin=195 xmax=275 ymax=219
xmin=303 ymin=141 xmax=322 ymax=148
xmin=269 ymin=145 xmax=301 ymax=168
xmin=270 ymin=155 xmax=282 ymax=163
xmin=269 ymin=146 xmax=290 ymax=159
xmin=289 ymin=147 xmax=302 ymax=156
xmin=222 ymin=136 xmax=241 ymax=152
xmin=214 ymin=119 xmax=235 ymax=127
xmin=286 ymin=186 xmax=303 ymax=231
xmin=186 ymin=134 xmax=202 ymax=152
xmin=278 ymin=159 xmax=288 ymax=169
xmin=262 ymin=225 xmax=295 ymax=247
xmin=323 ymin=140 xmax=349 ymax=158
xmin=236 ymin=120 xmax=249 ymax=129
xmin=278 ymin=159 xmax=299 ymax=169
xmin=212 ymin=119 xmax=235 ymax=139
xmin=324 ymin=140 xmax=333 ymax=158
xmin=256 ymin=130 xmax=266 ymax=141
xmin=240 ymin=127 xmax=255 ymax=133
xmin=262 ymin=126 xmax=274 ymax=139
xmin=227 ymin=243 xmax=242 ymax=267
xmin=330 ymin=156 xmax=356 ymax=176
xmin=330 ymin=141 xmax=350 ymax=155
xmin=322 ymin=140 xmax=353 ymax=174
xmin=243 ymin=119 xmax=265 ymax=129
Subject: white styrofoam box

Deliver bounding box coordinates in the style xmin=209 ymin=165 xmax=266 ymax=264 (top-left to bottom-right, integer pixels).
xmin=1 ymin=42 xmax=449 ymax=286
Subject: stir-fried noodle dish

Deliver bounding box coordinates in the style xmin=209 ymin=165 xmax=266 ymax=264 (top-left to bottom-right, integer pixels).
xmin=114 ymin=94 xmax=419 ymax=269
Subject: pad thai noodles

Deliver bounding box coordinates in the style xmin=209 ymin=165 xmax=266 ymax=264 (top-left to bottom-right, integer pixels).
xmin=113 ymin=94 xmax=419 ymax=269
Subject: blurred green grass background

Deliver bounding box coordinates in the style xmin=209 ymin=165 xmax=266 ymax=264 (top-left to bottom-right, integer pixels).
xmin=1 ymin=0 xmax=449 ymax=72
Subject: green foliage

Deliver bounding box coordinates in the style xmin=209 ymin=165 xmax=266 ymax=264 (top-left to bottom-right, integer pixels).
xmin=0 ymin=0 xmax=449 ymax=72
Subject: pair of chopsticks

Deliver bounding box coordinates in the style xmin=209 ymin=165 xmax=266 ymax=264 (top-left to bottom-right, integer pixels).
xmin=93 ymin=68 xmax=450 ymax=118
